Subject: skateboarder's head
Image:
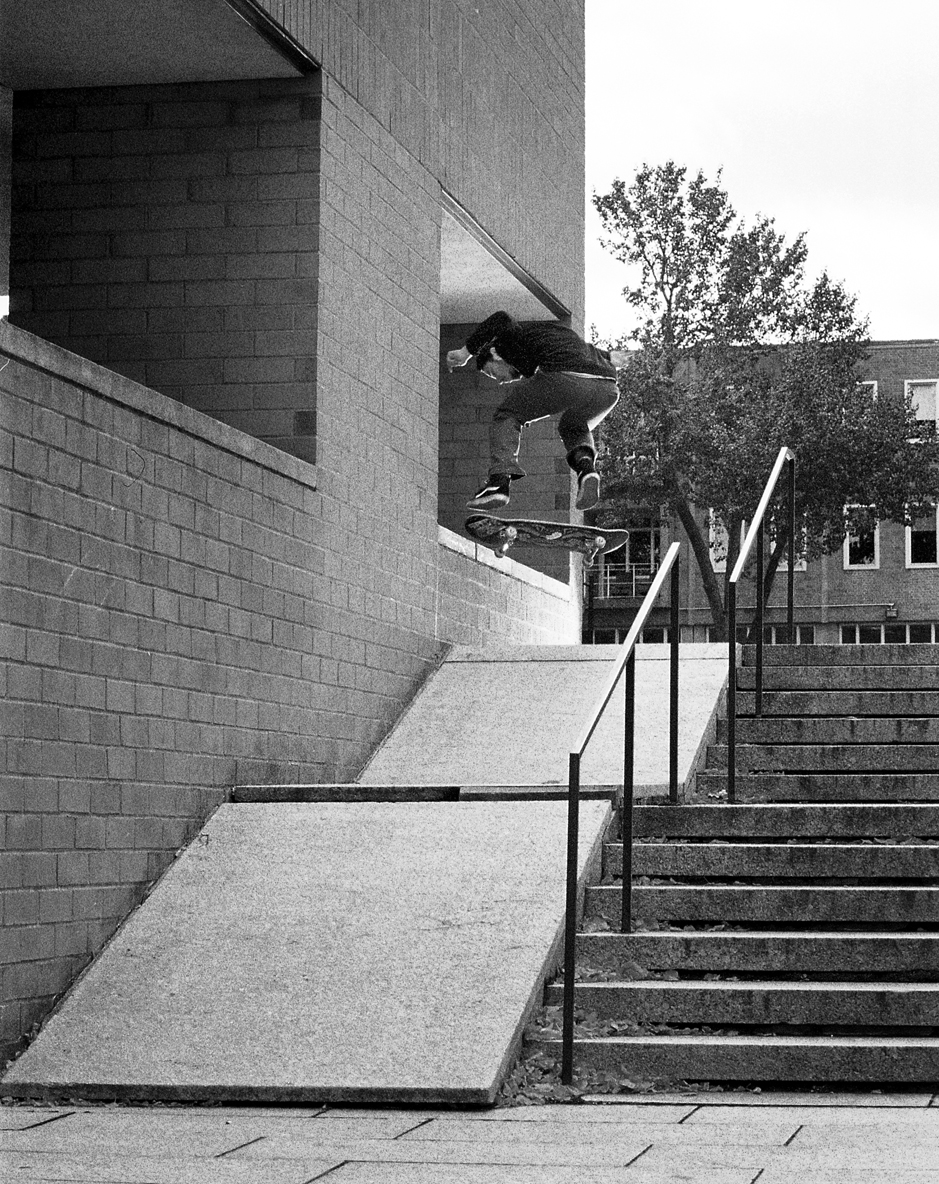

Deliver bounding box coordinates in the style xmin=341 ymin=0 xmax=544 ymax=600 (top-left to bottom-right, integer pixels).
xmin=475 ymin=345 xmax=519 ymax=383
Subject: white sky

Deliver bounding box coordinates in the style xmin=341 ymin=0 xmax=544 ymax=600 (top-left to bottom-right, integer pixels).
xmin=584 ymin=0 xmax=939 ymax=345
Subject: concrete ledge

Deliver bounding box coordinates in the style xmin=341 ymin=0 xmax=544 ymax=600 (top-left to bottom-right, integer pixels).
xmin=438 ymin=524 xmax=572 ymax=600
xmin=2 ymin=801 xmax=611 ymax=1105
xmin=359 ymin=643 xmax=729 ymax=797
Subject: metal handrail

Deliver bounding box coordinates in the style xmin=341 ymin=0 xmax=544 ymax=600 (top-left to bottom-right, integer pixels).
xmin=560 ymin=541 xmax=681 ymax=1085
xmin=726 ymin=446 xmax=796 ymax=801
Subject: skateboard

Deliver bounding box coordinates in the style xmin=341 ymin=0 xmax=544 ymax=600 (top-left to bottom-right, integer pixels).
xmin=465 ymin=514 xmax=629 ymax=565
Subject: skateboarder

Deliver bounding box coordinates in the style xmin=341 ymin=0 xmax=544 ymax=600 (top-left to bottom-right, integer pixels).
xmin=446 ymin=311 xmax=628 ymax=511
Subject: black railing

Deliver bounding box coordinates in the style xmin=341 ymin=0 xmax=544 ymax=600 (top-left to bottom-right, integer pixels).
xmin=561 ymin=541 xmax=681 ymax=1084
xmin=726 ymin=446 xmax=796 ymax=801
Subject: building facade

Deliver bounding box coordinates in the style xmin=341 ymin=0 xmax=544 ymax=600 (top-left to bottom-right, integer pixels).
xmin=0 ymin=0 xmax=589 ymax=1064
xmin=585 ymin=340 xmax=939 ymax=646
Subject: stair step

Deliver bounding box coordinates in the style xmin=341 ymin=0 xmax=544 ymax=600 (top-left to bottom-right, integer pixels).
xmin=735 ymin=690 xmax=939 ymax=716
xmin=546 ymin=980 xmax=939 ymax=1027
xmin=633 ymin=803 xmax=939 ymax=838
xmin=742 ymin=643 xmax=939 ymax=667
xmin=694 ymin=772 xmax=939 ymax=801
xmin=576 ymin=931 xmax=939 ymax=975
xmin=587 ymin=884 xmax=939 ymax=925
xmin=707 ymin=743 xmax=939 ymax=772
xmin=720 ymin=718 xmax=939 ymax=744
xmin=608 ymin=842 xmax=939 ymax=880
xmin=528 ymin=1033 xmax=939 ymax=1082
xmin=721 ymin=718 xmax=939 ymax=744
xmin=737 ymin=667 xmax=939 ymax=690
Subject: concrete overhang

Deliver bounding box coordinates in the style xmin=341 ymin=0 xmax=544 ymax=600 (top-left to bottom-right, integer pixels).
xmin=0 ymin=0 xmax=309 ymax=90
xmin=440 ymin=197 xmax=567 ymax=326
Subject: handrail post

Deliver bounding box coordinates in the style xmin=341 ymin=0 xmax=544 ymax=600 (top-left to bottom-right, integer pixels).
xmin=561 ymin=541 xmax=680 ymax=1086
xmin=787 ymin=457 xmax=796 ymax=640
xmin=561 ymin=751 xmax=580 ymax=1085
xmin=621 ymin=651 xmax=635 ymax=934
xmin=727 ymin=581 xmax=736 ymax=803
xmin=755 ymin=521 xmax=764 ymax=717
xmin=669 ymin=558 xmax=680 ymax=803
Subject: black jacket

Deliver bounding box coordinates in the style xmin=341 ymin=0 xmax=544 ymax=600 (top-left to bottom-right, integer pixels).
xmin=465 ymin=311 xmax=616 ymax=379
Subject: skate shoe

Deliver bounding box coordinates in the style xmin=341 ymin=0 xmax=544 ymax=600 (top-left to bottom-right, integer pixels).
xmin=467 ymin=475 xmax=511 ymax=509
xmin=575 ymin=468 xmax=600 ymax=510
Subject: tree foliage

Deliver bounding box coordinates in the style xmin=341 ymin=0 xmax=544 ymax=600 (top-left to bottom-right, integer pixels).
xmin=593 ymin=162 xmax=938 ymax=638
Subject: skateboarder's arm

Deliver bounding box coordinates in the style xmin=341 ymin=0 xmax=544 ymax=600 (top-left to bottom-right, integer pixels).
xmin=445 ymin=345 xmax=473 ymax=371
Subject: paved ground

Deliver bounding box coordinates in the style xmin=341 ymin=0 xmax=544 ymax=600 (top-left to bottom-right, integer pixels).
xmin=3 ymin=1092 xmax=939 ymax=1183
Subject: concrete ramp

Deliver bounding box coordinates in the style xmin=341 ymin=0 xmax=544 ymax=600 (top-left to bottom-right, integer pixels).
xmin=2 ymin=800 xmax=610 ymax=1105
xmin=360 ymin=644 xmax=729 ymax=794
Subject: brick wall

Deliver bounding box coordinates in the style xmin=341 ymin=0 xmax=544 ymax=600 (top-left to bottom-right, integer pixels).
xmin=255 ymin=0 xmax=586 ymax=326
xmin=10 ymin=77 xmax=319 ymax=462
xmin=1 ymin=0 xmax=588 ymax=1066
xmin=438 ymin=528 xmax=578 ymax=644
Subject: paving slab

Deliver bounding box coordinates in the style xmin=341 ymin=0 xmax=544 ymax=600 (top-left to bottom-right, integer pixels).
xmin=758 ymin=1172 xmax=939 ymax=1184
xmin=313 ymin=1166 xmax=754 ymax=1184
xmin=0 ymin=1150 xmax=339 ymax=1183
xmin=0 ymin=1108 xmax=72 ymax=1131
xmin=1 ymin=801 xmax=609 ymax=1106
xmin=395 ymin=1116 xmax=799 ymax=1145
xmin=358 ymin=644 xmax=727 ymax=794
xmin=231 ymin=1132 xmax=656 ymax=1166
xmin=303 ymin=1165 xmax=754 ymax=1184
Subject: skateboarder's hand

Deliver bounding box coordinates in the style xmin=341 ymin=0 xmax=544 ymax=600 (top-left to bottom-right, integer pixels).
xmin=446 ymin=347 xmax=472 ymax=371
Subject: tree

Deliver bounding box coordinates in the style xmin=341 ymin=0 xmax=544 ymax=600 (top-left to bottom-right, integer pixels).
xmin=592 ymin=162 xmax=939 ymax=640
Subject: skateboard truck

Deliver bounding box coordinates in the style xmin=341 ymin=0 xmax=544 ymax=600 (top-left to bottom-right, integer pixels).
xmin=493 ymin=525 xmax=518 ymax=556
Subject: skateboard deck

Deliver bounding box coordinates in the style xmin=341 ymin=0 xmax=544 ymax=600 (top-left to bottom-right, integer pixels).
xmin=465 ymin=514 xmax=629 ymax=565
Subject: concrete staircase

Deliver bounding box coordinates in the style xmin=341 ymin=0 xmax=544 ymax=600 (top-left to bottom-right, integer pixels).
xmin=539 ymin=643 xmax=939 ymax=1086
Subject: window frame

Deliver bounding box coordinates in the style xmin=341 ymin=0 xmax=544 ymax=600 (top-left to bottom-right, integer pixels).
xmin=905 ymin=505 xmax=939 ymax=569
xmin=905 ymin=378 xmax=938 ymax=442
xmin=843 ymin=506 xmax=880 ymax=571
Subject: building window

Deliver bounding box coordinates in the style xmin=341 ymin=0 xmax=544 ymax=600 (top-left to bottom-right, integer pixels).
xmin=906 ymin=507 xmax=939 ymax=568
xmin=763 ymin=624 xmax=815 ymax=645
xmin=843 ymin=508 xmax=879 ymax=570
xmin=707 ymin=623 xmax=815 ymax=644
xmin=841 ymin=623 xmax=938 ymax=644
xmin=857 ymin=380 xmax=878 ymax=399
xmin=905 ymin=379 xmax=938 ymax=441
xmin=585 ymin=626 xmax=673 ymax=645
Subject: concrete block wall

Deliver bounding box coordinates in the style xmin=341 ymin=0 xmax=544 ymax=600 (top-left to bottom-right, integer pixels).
xmin=1 ymin=0 xmax=588 ymax=1065
xmin=0 ymin=318 xmax=579 ymax=1065
xmin=9 ymin=77 xmax=319 ymax=462
xmin=257 ymin=0 xmax=586 ymax=327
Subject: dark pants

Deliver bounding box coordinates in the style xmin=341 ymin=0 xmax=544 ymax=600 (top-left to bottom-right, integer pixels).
xmin=489 ymin=371 xmax=619 ymax=478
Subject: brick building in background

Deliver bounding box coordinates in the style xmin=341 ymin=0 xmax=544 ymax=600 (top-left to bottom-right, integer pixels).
xmin=585 ymin=339 xmax=939 ymax=647
xmin=0 ymin=0 xmax=588 ymax=1063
